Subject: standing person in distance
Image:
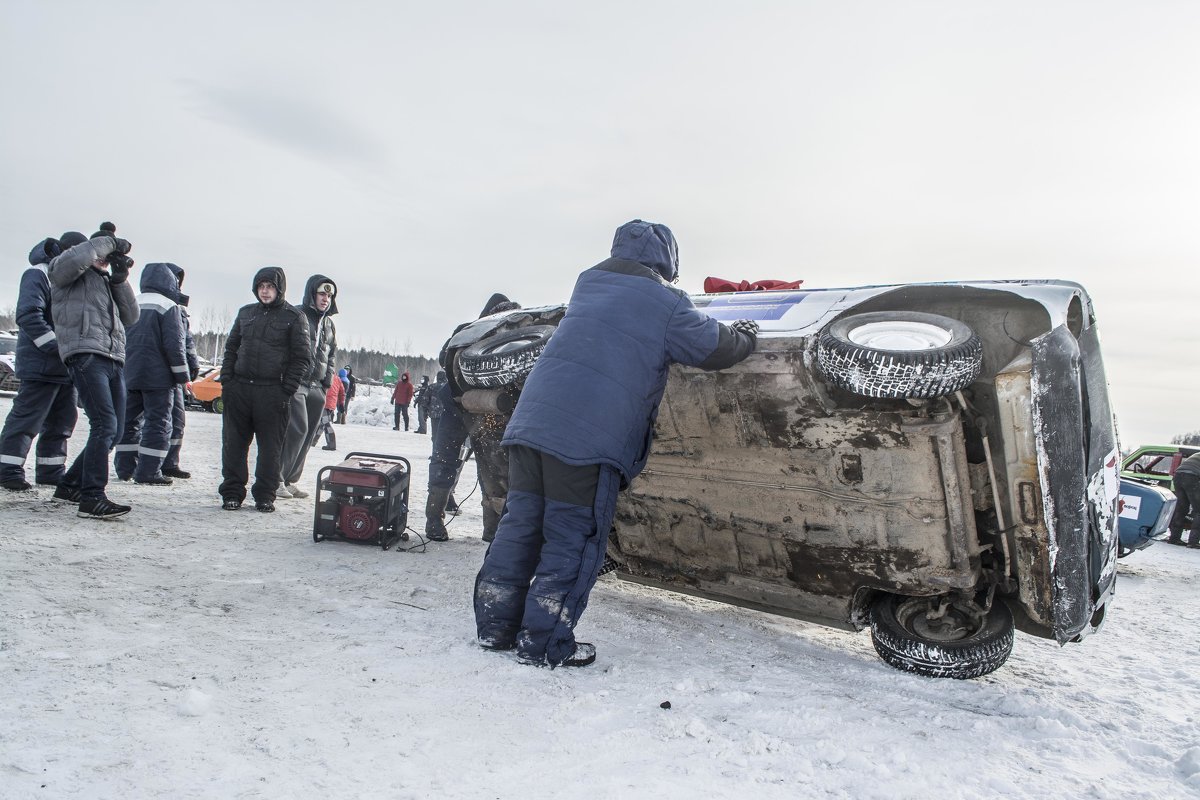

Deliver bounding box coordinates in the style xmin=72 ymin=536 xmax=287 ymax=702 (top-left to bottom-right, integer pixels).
xmin=48 ymin=224 xmax=140 ymax=518
xmin=310 ymin=372 xmax=344 ymax=452
xmin=0 ymin=236 xmax=77 ymax=493
xmin=474 ymin=219 xmax=758 ymax=668
xmin=1166 ymin=452 xmax=1200 ymax=548
xmin=391 ymin=371 xmax=414 ymax=431
xmin=339 ymin=364 xmax=357 ymax=423
xmin=218 ymin=268 xmax=312 ymax=512
xmin=278 ymin=275 xmax=338 ymax=500
xmin=161 ymin=263 xmax=200 ymax=479
xmin=413 ymin=375 xmax=431 ymax=434
xmin=113 ymin=263 xmax=191 ymax=485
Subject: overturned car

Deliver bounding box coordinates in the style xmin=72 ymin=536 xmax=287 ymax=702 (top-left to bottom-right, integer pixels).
xmin=443 ymin=280 xmax=1120 ymax=679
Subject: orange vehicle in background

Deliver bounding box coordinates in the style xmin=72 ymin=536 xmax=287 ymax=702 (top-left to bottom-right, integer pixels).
xmin=187 ymin=367 xmax=224 ymax=413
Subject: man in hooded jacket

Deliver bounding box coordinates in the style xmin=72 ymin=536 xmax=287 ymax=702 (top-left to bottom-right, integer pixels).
xmin=277 ymin=274 xmax=338 ymax=500
xmin=162 ymin=263 xmax=200 ymax=479
xmin=219 ymin=267 xmax=312 ymax=512
xmin=474 ymin=220 xmax=758 ymax=668
xmin=0 ymin=236 xmax=77 ymax=492
xmin=113 ymin=263 xmax=192 ymax=485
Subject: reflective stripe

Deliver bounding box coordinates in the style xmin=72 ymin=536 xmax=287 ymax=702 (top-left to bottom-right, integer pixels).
xmin=138 ymin=446 xmax=170 ymax=458
xmin=0 ymin=454 xmax=26 ymax=465
xmin=113 ymin=444 xmax=139 ymax=453
xmin=170 ymin=364 xmax=189 ymax=374
xmin=137 ymin=294 xmax=177 ymax=312
xmin=35 ymin=456 xmax=66 ymax=465
xmin=33 ymin=330 xmax=57 ymax=347
xmin=169 ymin=438 xmax=183 ymax=446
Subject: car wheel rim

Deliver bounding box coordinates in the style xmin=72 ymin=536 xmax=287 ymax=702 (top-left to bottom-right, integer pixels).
xmin=847 ymin=320 xmax=953 ymax=350
xmin=894 ymin=598 xmax=979 ymax=643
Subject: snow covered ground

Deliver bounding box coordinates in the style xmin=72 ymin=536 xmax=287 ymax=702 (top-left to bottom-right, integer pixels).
xmin=1 ymin=392 xmax=1199 ymax=799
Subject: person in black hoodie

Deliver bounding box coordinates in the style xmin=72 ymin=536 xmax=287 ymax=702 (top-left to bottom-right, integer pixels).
xmin=218 ymin=268 xmax=312 ymax=512
xmin=277 ymin=274 xmax=338 ymax=500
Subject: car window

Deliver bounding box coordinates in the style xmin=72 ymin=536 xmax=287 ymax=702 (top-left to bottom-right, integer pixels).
xmin=1129 ymin=454 xmax=1172 ymax=475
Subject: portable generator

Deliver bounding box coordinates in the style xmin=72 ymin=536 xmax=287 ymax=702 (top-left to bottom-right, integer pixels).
xmin=313 ymin=452 xmax=410 ymax=550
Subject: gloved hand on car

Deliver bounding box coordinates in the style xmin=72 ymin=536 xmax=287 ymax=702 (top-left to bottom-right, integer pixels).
xmin=730 ymin=319 xmax=760 ymax=339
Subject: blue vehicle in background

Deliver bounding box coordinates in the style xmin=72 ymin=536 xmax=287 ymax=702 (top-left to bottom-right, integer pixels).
xmin=1117 ymin=444 xmax=1197 ymax=556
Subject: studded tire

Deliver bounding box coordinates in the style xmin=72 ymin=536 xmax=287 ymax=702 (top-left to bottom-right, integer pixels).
xmin=817 ymin=311 xmax=982 ymax=399
xmin=457 ymin=325 xmax=556 ymax=388
xmin=870 ymin=594 xmax=1014 ymax=680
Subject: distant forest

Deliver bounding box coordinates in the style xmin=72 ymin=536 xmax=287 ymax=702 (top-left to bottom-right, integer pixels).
xmin=190 ymin=329 xmax=439 ymax=385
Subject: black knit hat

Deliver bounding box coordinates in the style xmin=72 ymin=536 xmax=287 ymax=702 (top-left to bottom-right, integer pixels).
xmin=91 ymin=221 xmax=117 ymax=239
xmin=59 ymin=231 xmax=87 ymax=249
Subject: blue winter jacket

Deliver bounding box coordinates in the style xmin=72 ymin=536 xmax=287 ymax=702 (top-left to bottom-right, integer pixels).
xmin=502 ymin=226 xmax=755 ymax=484
xmin=15 ymin=239 xmax=70 ymax=383
xmin=164 ymin=263 xmax=200 ymax=380
xmin=124 ymin=263 xmax=190 ymax=390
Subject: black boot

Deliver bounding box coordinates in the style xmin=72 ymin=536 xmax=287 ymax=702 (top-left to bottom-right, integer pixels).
xmin=425 ymin=486 xmax=451 ymax=541
xmin=322 ymin=431 xmax=337 ymax=451
xmin=445 ymin=493 xmax=461 ymax=516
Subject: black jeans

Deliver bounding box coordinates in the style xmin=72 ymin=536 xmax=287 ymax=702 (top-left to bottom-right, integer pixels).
xmin=61 ymin=354 xmax=125 ymax=501
xmin=219 ymin=381 xmax=290 ymax=504
xmin=1170 ymin=472 xmax=1200 ymax=545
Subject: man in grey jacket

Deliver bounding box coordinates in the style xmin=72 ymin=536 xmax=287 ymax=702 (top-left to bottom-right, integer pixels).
xmin=48 ymin=226 xmax=140 ymax=519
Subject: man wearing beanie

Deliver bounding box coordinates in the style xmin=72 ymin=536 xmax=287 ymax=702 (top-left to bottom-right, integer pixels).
xmin=0 ymin=236 xmax=78 ymax=493
xmin=474 ymin=220 xmax=759 ymax=669
xmin=218 ymin=268 xmax=312 ymax=512
xmin=47 ymin=224 xmax=140 ymax=518
xmin=277 ymin=275 xmax=338 ymax=500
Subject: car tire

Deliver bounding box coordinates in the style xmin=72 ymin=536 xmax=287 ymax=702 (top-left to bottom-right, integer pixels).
xmin=457 ymin=325 xmax=556 ymax=388
xmin=817 ymin=311 xmax=983 ymax=399
xmin=869 ymin=593 xmax=1014 ymax=680
xmin=212 ymin=396 xmax=224 ymax=415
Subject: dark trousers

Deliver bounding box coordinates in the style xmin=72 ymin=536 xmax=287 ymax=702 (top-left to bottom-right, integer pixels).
xmin=474 ymin=444 xmax=619 ymax=666
xmin=0 ymin=378 xmax=77 ymax=485
xmin=415 ymin=403 xmax=429 ymax=434
xmin=114 ymin=388 xmax=174 ymax=481
xmin=163 ymin=385 xmax=186 ymax=471
xmin=219 ymin=382 xmax=289 ymax=504
xmin=470 ymin=415 xmax=511 ymax=540
xmin=61 ymin=354 xmax=125 ymax=501
xmin=1170 ymin=472 xmax=1200 ymax=545
xmin=393 ymin=402 xmax=410 ymax=430
xmin=280 ymin=385 xmax=326 ymax=485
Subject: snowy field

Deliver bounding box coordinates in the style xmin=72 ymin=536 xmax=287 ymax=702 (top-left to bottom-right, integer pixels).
xmin=1 ymin=392 xmax=1199 ymax=799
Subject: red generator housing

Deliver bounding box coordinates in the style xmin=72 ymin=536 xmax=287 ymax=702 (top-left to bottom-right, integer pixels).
xmin=313 ymin=452 xmax=410 ymax=550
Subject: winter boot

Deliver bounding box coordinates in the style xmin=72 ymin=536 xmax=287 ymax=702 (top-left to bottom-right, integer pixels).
xmin=322 ymin=430 xmax=337 ymax=451
xmin=425 ymin=486 xmax=451 ymax=541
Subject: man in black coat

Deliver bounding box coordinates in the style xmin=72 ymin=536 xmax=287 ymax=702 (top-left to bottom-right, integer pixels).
xmin=218 ymin=268 xmax=312 ymax=512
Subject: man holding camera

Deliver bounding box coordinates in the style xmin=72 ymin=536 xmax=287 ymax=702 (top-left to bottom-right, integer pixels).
xmin=48 ymin=223 xmax=140 ymax=519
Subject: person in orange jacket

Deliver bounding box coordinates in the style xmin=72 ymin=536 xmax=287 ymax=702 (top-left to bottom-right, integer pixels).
xmin=391 ymin=371 xmax=415 ymax=431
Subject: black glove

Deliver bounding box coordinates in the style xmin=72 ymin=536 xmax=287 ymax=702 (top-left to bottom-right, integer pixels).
xmin=189 ymin=366 xmax=200 ymax=382
xmin=108 ymin=254 xmax=133 ymax=284
xmin=111 ymin=237 xmax=132 ymax=255
xmin=730 ymin=319 xmax=759 ymax=338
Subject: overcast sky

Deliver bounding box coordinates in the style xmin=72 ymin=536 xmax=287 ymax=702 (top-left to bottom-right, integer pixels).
xmin=1 ymin=0 xmax=1197 ymax=446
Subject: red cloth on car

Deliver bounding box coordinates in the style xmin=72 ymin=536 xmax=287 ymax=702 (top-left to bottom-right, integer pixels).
xmin=702 ymin=277 xmax=804 ymax=293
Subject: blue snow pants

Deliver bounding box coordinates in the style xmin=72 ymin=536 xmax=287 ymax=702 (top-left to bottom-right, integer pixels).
xmin=162 ymin=385 xmax=186 ymax=472
xmin=0 ymin=378 xmax=77 ymax=485
xmin=474 ymin=444 xmax=619 ymax=667
xmin=113 ymin=388 xmax=173 ymax=481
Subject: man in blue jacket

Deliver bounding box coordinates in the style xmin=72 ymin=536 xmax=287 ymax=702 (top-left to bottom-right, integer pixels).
xmin=113 ymin=263 xmax=192 ymax=485
xmin=474 ymin=220 xmax=758 ymax=668
xmin=0 ymin=236 xmax=78 ymax=492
